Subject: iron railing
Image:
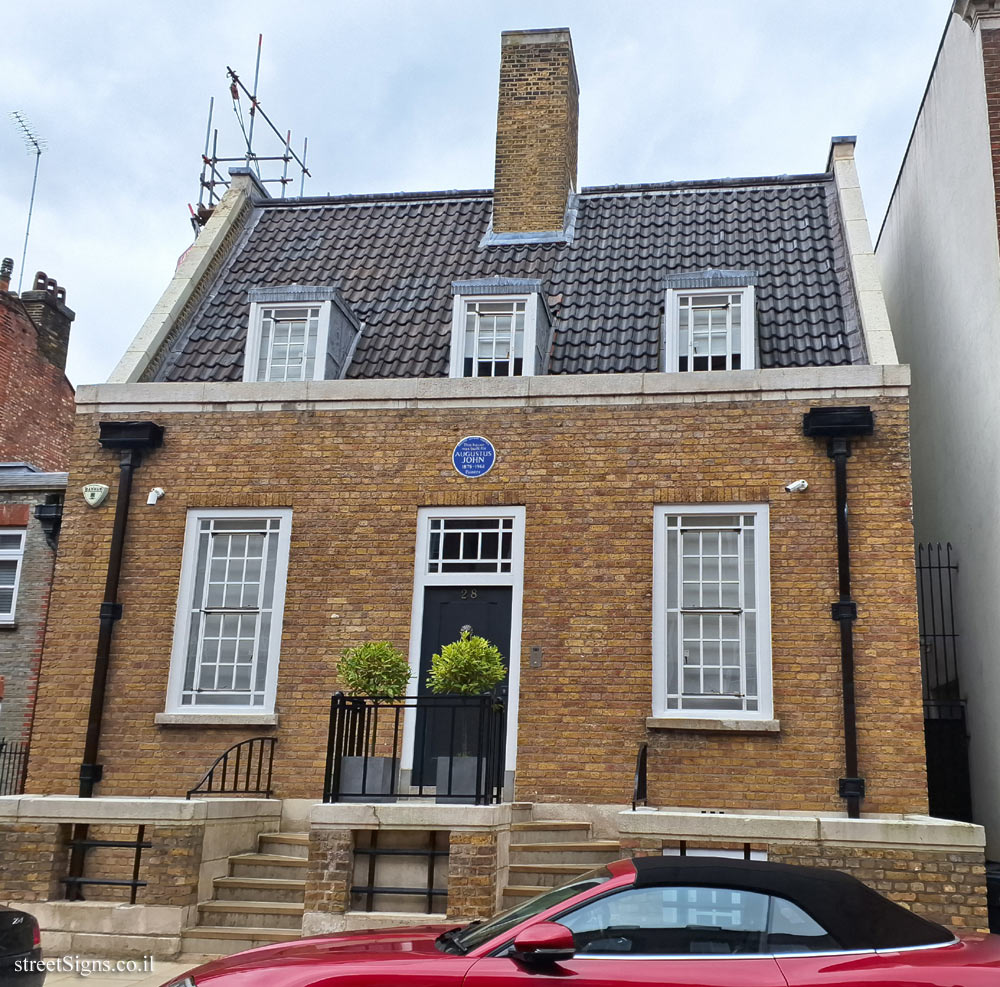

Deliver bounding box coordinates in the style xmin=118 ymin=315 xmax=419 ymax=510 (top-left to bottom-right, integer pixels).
xmin=187 ymin=737 xmax=276 ymax=799
xmin=0 ymin=739 xmax=28 ymax=796
xmin=352 ymin=829 xmax=449 ymax=913
xmin=63 ymin=824 xmax=151 ymax=903
xmin=632 ymin=743 xmax=648 ymax=811
xmin=324 ymin=692 xmax=506 ymax=805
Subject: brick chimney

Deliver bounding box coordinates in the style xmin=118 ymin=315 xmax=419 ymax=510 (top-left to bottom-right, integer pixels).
xmin=492 ymin=28 xmax=579 ymax=236
xmin=20 ymin=271 xmax=75 ymax=372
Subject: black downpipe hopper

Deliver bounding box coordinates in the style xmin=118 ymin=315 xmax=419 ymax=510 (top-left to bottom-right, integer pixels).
xmin=803 ymin=406 xmax=874 ymax=820
xmin=78 ymin=421 xmax=164 ymax=798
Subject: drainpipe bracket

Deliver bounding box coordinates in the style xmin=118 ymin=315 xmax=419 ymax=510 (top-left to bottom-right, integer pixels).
xmin=99 ymin=602 xmax=124 ymax=622
xmin=79 ymin=762 xmax=104 ymax=786
xmin=830 ymin=600 xmax=857 ymax=621
xmin=838 ymin=777 xmax=865 ymax=800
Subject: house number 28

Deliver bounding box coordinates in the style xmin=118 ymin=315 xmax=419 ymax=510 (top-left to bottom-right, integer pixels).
xmin=460 ymin=588 xmax=478 ymax=599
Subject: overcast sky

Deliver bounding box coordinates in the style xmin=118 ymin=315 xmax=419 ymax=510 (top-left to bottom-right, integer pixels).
xmin=1 ymin=0 xmax=948 ymax=387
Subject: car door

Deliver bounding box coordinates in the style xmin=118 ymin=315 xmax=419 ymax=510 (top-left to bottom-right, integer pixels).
xmin=464 ymin=884 xmax=788 ymax=987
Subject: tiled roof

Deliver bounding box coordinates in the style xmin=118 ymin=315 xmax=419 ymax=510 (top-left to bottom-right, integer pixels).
xmin=151 ymin=174 xmax=865 ymax=382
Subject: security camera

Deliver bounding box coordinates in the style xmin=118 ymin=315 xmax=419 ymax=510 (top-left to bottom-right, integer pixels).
xmin=146 ymin=487 xmax=165 ymax=505
xmin=784 ymin=480 xmax=809 ymax=493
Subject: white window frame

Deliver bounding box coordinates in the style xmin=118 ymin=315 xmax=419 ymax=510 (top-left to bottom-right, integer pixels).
xmin=243 ymin=300 xmax=333 ymax=382
xmin=0 ymin=529 xmax=26 ymax=625
xmin=403 ymin=506 xmax=526 ymax=777
xmin=663 ymin=285 xmax=756 ymax=373
xmin=652 ymin=504 xmax=772 ymax=721
xmin=164 ymin=508 xmax=292 ymax=716
xmin=448 ymin=294 xmax=540 ymax=379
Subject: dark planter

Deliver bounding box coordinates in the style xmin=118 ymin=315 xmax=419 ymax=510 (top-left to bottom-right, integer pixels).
xmin=339 ymin=755 xmax=397 ymax=803
xmin=435 ymin=755 xmax=487 ymax=804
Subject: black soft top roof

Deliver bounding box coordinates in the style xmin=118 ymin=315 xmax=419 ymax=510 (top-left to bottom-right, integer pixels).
xmin=631 ymin=856 xmax=954 ymax=951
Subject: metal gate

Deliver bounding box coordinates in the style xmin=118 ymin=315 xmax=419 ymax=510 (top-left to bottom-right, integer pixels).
xmin=916 ymin=543 xmax=972 ymax=822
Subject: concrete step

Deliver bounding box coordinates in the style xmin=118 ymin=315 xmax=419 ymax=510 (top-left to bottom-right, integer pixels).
xmin=230 ymin=852 xmax=308 ymax=880
xmin=259 ymin=832 xmax=309 ymax=859
xmin=181 ymin=926 xmax=301 ymax=954
xmin=508 ymin=840 xmax=621 ymax=866
xmin=197 ymin=899 xmax=304 ymax=930
xmin=213 ymin=876 xmax=306 ymax=903
xmin=507 ymin=862 xmax=598 ymax=887
xmin=510 ymin=821 xmax=592 ymax=842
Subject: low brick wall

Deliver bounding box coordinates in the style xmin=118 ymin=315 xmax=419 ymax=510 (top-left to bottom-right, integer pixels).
xmin=304 ymin=828 xmax=353 ymax=916
xmin=0 ymin=822 xmax=68 ymax=900
xmin=448 ymin=830 xmax=501 ymax=921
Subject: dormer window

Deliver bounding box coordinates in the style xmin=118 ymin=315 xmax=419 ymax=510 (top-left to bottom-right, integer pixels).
xmin=449 ymin=278 xmax=552 ymax=378
xmin=244 ymin=285 xmax=359 ymax=383
xmin=664 ymin=272 xmax=758 ymax=373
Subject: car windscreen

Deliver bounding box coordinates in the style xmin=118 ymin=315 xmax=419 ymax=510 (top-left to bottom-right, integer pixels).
xmin=446 ymin=866 xmax=614 ymax=953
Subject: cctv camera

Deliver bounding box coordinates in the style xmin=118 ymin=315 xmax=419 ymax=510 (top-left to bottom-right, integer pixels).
xmin=784 ymin=480 xmax=809 ymax=493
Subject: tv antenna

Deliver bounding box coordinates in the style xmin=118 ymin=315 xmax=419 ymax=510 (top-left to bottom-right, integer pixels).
xmin=10 ymin=111 xmax=47 ymax=294
xmin=193 ymin=35 xmax=311 ymax=231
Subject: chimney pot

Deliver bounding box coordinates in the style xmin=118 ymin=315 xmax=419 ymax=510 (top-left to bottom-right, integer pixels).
xmin=0 ymin=258 xmax=12 ymax=292
xmin=20 ymin=272 xmax=74 ymax=373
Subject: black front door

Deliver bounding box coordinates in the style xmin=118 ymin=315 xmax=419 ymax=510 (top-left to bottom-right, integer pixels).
xmin=412 ymin=586 xmax=512 ymax=785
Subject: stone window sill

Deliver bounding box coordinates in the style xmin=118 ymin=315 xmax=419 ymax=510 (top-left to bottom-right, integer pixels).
xmin=155 ymin=712 xmax=279 ymax=727
xmin=646 ymin=717 xmax=780 ymax=733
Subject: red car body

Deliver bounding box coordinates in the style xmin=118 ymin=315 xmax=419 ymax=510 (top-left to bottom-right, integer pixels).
xmin=174 ymin=858 xmax=1000 ymax=987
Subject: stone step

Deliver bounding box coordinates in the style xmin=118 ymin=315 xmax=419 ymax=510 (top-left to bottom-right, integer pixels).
xmin=501 ymin=884 xmax=548 ymax=909
xmin=510 ymin=821 xmax=592 ymax=842
xmin=213 ymin=876 xmax=306 ymax=903
xmin=508 ymin=840 xmax=621 ymax=866
xmin=181 ymin=926 xmax=301 ymax=954
xmin=507 ymin=862 xmax=598 ymax=887
xmin=259 ymin=832 xmax=309 ymax=859
xmin=197 ymin=899 xmax=304 ymax=930
xmin=230 ymin=852 xmax=308 ymax=880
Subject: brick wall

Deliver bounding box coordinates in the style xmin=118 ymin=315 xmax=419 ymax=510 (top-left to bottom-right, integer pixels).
xmin=448 ymin=830 xmax=501 ymax=920
xmin=0 ymin=822 xmax=68 ymax=900
xmin=27 ymin=395 xmax=926 ymax=814
xmin=0 ymin=491 xmax=59 ymax=746
xmin=304 ymin=828 xmax=353 ymax=914
xmin=493 ymin=30 xmax=578 ymax=233
xmin=0 ymin=291 xmax=74 ymax=470
xmin=980 ymin=29 xmax=1000 ymax=242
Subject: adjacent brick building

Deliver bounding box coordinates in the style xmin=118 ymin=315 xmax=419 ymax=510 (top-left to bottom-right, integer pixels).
xmin=7 ymin=26 xmax=988 ymax=949
xmin=0 ymin=262 xmax=73 ymax=752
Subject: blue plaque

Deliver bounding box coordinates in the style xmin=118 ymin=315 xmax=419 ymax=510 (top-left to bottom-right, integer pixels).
xmin=452 ymin=436 xmax=496 ymax=478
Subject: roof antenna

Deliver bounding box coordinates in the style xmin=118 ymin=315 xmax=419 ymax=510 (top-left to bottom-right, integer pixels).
xmin=9 ymin=111 xmax=47 ymax=294
xmin=191 ymin=35 xmax=312 ymax=231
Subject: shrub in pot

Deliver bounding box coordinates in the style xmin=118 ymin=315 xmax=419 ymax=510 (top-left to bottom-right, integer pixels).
xmin=337 ymin=641 xmax=410 ymax=801
xmin=426 ymin=630 xmax=505 ymax=802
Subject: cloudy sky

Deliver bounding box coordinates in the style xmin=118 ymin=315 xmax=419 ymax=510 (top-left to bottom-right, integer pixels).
xmin=1 ymin=0 xmax=948 ymax=386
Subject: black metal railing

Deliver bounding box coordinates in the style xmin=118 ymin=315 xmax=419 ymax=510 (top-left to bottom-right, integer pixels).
xmin=0 ymin=739 xmax=29 ymax=796
xmin=187 ymin=737 xmax=276 ymax=799
xmin=352 ymin=829 xmax=449 ymax=913
xmin=632 ymin=743 xmax=648 ymax=811
xmin=324 ymin=692 xmax=506 ymax=805
xmin=63 ymin=824 xmax=151 ymax=904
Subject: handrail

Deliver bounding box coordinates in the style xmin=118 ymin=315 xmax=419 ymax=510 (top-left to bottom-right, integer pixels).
xmin=187 ymin=737 xmax=276 ymax=799
xmin=632 ymin=742 xmax=648 ymax=811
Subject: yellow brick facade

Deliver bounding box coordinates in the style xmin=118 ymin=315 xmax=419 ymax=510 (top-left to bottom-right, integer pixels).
xmin=27 ymin=393 xmax=926 ymax=814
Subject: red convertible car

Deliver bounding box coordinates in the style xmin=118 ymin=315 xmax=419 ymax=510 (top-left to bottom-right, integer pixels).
xmin=164 ymin=856 xmax=1000 ymax=986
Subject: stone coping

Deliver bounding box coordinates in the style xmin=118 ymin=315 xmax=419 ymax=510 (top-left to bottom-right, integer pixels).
xmin=0 ymin=795 xmax=282 ymax=824
xmin=311 ymin=800 xmax=513 ymax=831
xmin=618 ymin=808 xmax=985 ymax=850
xmin=81 ymin=365 xmax=910 ymax=415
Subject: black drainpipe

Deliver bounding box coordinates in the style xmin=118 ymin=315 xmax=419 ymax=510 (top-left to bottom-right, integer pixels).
xmin=79 ymin=420 xmax=164 ymax=796
xmin=803 ymin=406 xmax=874 ymax=819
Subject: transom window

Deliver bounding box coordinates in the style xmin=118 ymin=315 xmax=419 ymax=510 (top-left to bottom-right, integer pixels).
xmin=463 ymin=300 xmax=525 ymax=377
xmin=678 ymin=293 xmax=743 ymax=371
xmin=653 ymin=505 xmax=772 ymax=719
xmin=427 ymin=517 xmax=513 ymax=574
xmin=0 ymin=530 xmax=26 ymax=624
xmin=168 ymin=510 xmax=291 ymax=712
xmin=256 ymin=306 xmax=320 ymax=381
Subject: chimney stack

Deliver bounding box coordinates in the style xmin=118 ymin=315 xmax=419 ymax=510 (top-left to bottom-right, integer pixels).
xmin=20 ymin=271 xmax=75 ymax=373
xmin=493 ymin=28 xmax=579 ymax=236
xmin=0 ymin=258 xmax=12 ymax=292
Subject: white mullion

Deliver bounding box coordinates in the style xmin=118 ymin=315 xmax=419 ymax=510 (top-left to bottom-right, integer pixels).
xmin=737 ymin=520 xmax=747 ymax=709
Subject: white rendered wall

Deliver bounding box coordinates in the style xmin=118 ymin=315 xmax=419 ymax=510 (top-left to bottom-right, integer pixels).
xmin=878 ymin=13 xmax=1000 ymax=854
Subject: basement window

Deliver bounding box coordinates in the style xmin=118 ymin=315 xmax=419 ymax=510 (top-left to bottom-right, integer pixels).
xmin=0 ymin=530 xmax=25 ymax=624
xmin=165 ymin=509 xmax=292 ymax=714
xmin=663 ymin=272 xmax=758 ymax=373
xmin=652 ymin=505 xmax=773 ymax=720
xmin=449 ymin=278 xmax=553 ymax=378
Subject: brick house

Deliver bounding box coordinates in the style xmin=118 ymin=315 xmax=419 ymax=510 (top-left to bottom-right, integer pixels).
xmin=3 ymin=27 xmax=988 ymax=957
xmin=878 ymin=0 xmax=1000 ymax=861
xmin=0 ymin=261 xmax=74 ymax=758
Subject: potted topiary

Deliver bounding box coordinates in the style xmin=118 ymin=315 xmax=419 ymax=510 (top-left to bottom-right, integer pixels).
xmin=337 ymin=641 xmax=411 ymax=802
xmin=426 ymin=629 xmax=506 ymax=803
